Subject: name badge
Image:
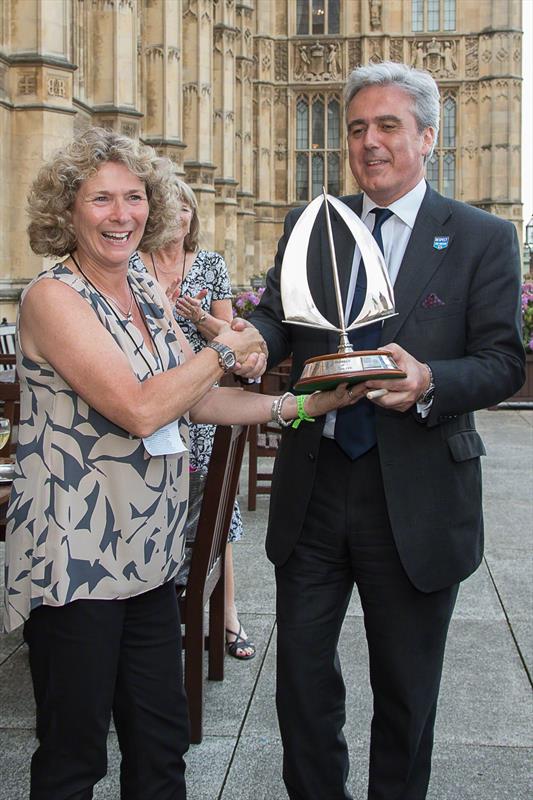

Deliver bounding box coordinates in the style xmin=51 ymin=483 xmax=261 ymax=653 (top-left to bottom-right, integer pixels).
xmin=143 ymin=419 xmax=188 ymax=457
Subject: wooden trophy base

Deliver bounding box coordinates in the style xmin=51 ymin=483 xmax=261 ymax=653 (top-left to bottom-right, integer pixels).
xmin=294 ymin=350 xmax=406 ymax=393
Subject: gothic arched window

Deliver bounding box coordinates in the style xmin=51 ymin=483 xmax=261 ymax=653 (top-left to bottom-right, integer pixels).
xmin=427 ymin=94 xmax=456 ymax=198
xmin=412 ymin=0 xmax=455 ymax=32
xmin=296 ymin=0 xmax=340 ymax=35
xmin=295 ymin=94 xmax=341 ymax=201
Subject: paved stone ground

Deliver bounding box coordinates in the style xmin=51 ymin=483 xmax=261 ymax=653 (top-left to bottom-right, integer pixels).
xmin=0 ymin=409 xmax=531 ymax=799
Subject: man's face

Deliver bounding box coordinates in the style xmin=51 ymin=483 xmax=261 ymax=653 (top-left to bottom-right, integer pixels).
xmin=346 ymin=84 xmax=435 ymax=206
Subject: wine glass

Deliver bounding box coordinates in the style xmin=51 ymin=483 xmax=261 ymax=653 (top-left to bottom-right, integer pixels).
xmin=0 ymin=417 xmax=11 ymax=451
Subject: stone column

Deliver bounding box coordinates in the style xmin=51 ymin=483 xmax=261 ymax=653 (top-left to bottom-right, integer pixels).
xmin=235 ymin=1 xmax=255 ymax=285
xmin=1 ymin=0 xmax=76 ymax=317
xmin=213 ymin=1 xmax=238 ymax=278
xmin=476 ymin=0 xmax=522 ymax=232
xmin=182 ymin=0 xmax=216 ymax=250
xmin=89 ymin=0 xmax=142 ymax=138
xmin=140 ymin=0 xmax=185 ymax=169
xmin=253 ymin=0 xmax=276 ymax=277
xmin=459 ymin=81 xmax=480 ymax=204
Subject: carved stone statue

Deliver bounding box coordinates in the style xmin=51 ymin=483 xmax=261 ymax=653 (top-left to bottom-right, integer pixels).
xmin=443 ymin=41 xmax=457 ymax=76
xmin=295 ymin=45 xmax=311 ymax=80
xmin=412 ymin=41 xmax=425 ymax=70
xmin=369 ymin=0 xmax=382 ymax=31
xmin=410 ymin=38 xmax=458 ymax=77
xmin=295 ymin=41 xmax=335 ymax=81
xmin=326 ymin=43 xmax=340 ymax=80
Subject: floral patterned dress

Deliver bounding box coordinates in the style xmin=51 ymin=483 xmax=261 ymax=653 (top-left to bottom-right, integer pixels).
xmin=130 ymin=249 xmax=244 ymax=542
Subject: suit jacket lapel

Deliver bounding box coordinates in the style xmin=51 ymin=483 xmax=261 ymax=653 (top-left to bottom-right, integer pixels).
xmin=382 ymin=185 xmax=454 ymax=343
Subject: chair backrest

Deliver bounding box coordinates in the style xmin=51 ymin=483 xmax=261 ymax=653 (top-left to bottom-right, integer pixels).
xmin=184 ymin=423 xmax=248 ymax=603
xmin=0 ymin=326 xmax=16 ymax=371
xmin=0 ymin=372 xmax=19 ymax=458
xmin=259 ymin=358 xmax=292 ymax=396
xmin=247 ymin=359 xmax=292 ymax=511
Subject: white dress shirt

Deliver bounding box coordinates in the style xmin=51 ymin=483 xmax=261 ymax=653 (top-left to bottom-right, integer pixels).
xmin=323 ymin=177 xmax=428 ymax=438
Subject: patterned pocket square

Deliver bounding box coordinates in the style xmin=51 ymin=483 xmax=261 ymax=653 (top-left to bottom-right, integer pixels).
xmin=421 ymin=293 xmax=445 ymax=309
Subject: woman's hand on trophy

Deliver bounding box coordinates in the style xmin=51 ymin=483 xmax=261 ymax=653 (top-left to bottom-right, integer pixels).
xmin=303 ymin=382 xmax=366 ymax=417
xmin=364 ymin=343 xmax=431 ymax=412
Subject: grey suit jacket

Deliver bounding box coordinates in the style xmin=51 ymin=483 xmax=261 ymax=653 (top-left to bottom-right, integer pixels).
xmin=251 ymin=184 xmax=525 ymax=592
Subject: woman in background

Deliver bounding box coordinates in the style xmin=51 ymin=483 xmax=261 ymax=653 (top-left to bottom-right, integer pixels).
xmin=131 ymin=179 xmax=256 ymax=659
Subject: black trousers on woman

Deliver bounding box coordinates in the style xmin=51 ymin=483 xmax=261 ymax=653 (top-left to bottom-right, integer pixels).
xmin=275 ymin=441 xmax=459 ymax=800
xmin=24 ymin=580 xmax=189 ymax=800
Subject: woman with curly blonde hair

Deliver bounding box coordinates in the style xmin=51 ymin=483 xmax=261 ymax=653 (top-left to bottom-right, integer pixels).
xmin=3 ymin=126 xmax=357 ymax=800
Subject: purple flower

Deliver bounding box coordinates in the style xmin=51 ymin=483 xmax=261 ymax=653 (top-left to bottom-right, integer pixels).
xmin=521 ymin=281 xmax=533 ymax=354
xmin=232 ymin=286 xmax=265 ymax=319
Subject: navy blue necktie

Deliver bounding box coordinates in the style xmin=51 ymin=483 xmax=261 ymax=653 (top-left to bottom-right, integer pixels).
xmin=334 ymin=208 xmax=394 ymax=460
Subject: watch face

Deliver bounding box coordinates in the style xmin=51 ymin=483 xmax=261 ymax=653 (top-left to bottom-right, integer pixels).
xmin=209 ymin=342 xmax=236 ymax=371
xmin=222 ymin=349 xmax=236 ymax=370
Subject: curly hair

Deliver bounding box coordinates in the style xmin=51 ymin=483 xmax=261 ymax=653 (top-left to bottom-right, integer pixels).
xmin=27 ymin=127 xmax=180 ymax=257
xmin=173 ymin=177 xmax=200 ymax=253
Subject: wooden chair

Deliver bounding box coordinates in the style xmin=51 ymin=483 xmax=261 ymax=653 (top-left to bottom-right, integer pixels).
xmin=0 ymin=325 xmax=16 ymax=370
xmin=0 ymin=486 xmax=10 ymax=542
xmin=176 ymin=423 xmax=248 ymax=743
xmin=0 ymin=356 xmax=18 ymax=459
xmin=247 ymin=359 xmax=292 ymax=511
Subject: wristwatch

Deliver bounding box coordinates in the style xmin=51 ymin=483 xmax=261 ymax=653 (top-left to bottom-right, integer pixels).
xmin=206 ymin=341 xmax=237 ymax=372
xmin=417 ymin=364 xmax=435 ymax=405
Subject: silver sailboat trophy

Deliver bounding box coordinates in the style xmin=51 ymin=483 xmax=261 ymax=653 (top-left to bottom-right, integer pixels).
xmin=281 ymin=188 xmax=406 ymax=393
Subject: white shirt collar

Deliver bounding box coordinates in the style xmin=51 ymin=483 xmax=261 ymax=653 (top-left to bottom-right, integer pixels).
xmin=361 ymin=177 xmax=427 ymax=229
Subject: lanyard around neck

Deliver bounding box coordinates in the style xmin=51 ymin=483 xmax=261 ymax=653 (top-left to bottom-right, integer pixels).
xmin=69 ymin=252 xmax=163 ymax=378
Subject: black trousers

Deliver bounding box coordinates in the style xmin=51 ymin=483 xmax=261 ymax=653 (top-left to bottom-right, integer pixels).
xmin=24 ymin=580 xmax=189 ymax=800
xmin=275 ymin=440 xmax=459 ymax=800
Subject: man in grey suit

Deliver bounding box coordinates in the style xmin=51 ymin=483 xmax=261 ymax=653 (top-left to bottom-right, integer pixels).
xmin=248 ymin=62 xmax=525 ymax=800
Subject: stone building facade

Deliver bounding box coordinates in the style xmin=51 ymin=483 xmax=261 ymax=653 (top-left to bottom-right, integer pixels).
xmin=0 ymin=0 xmax=523 ymax=318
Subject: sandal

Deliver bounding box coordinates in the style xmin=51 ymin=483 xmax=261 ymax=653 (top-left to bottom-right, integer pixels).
xmin=225 ymin=623 xmax=256 ymax=661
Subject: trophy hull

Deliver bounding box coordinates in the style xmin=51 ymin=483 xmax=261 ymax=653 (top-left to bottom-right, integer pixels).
xmin=294 ymin=350 xmax=407 ymax=393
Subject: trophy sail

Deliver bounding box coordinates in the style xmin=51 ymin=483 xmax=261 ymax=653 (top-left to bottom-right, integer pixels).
xmin=326 ymin=195 xmax=396 ymax=331
xmin=279 ymin=190 xmax=407 ymax=393
xmin=281 ymin=193 xmax=397 ymax=334
xmin=280 ymin=194 xmax=339 ymax=332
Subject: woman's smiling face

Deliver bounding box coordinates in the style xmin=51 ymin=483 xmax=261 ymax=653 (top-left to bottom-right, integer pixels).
xmin=72 ymin=161 xmax=149 ymax=268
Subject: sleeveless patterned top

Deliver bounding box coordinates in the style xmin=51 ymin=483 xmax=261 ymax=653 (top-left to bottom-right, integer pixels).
xmin=3 ymin=263 xmax=189 ymax=633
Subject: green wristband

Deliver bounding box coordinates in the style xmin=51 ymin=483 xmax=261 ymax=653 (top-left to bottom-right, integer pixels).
xmin=292 ymin=394 xmax=316 ymax=429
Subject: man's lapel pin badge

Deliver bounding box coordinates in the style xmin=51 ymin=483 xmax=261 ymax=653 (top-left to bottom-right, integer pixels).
xmin=433 ymin=236 xmax=449 ymax=250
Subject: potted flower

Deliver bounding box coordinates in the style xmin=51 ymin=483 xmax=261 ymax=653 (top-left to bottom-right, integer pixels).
xmin=509 ymin=278 xmax=533 ymax=402
xmin=232 ymin=287 xmax=265 ymax=319
xmin=522 ymin=279 xmax=533 ymax=355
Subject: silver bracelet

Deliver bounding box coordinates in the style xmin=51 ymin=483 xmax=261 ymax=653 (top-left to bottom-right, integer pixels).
xmin=271 ymin=392 xmax=294 ymax=428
